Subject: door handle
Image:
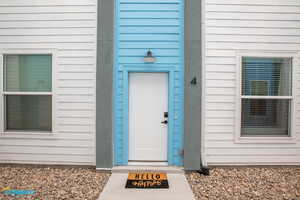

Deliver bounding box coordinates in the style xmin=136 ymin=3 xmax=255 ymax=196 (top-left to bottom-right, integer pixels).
xmin=161 ymin=120 xmax=168 ymax=125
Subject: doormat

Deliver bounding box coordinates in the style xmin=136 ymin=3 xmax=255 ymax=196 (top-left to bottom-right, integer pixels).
xmin=125 ymin=172 xmax=169 ymax=189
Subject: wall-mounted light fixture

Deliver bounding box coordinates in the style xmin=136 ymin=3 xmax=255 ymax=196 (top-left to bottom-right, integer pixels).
xmin=144 ymin=50 xmax=156 ymax=63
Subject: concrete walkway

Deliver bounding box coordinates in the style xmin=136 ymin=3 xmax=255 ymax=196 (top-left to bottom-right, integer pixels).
xmin=98 ymin=166 xmax=195 ymax=200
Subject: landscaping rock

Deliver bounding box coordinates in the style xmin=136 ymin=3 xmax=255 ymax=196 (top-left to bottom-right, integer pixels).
xmin=0 ymin=166 xmax=110 ymax=200
xmin=186 ymin=167 xmax=300 ymax=200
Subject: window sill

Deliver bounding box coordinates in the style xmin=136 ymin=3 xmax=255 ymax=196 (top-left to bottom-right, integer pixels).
xmin=0 ymin=131 xmax=57 ymax=136
xmin=235 ymin=136 xmax=297 ymax=144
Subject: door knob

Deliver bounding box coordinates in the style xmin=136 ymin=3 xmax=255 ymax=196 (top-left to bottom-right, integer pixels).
xmin=161 ymin=120 xmax=168 ymax=124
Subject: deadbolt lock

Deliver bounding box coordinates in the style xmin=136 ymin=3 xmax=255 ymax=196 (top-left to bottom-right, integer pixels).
xmin=164 ymin=112 xmax=168 ymax=118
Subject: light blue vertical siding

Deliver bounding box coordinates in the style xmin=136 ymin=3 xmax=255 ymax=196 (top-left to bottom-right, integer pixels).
xmin=114 ymin=0 xmax=184 ymax=166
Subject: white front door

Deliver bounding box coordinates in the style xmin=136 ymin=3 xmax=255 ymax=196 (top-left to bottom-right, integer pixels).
xmin=129 ymin=73 xmax=168 ymax=163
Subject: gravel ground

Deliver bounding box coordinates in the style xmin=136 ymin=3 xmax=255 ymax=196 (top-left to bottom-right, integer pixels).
xmin=186 ymin=167 xmax=300 ymax=200
xmin=0 ymin=166 xmax=110 ymax=200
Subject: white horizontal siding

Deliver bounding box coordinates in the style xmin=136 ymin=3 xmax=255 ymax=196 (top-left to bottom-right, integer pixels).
xmin=204 ymin=0 xmax=300 ymax=165
xmin=0 ymin=0 xmax=97 ymax=165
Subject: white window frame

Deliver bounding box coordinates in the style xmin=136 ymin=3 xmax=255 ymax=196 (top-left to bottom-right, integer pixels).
xmin=235 ymin=51 xmax=297 ymax=144
xmin=0 ymin=49 xmax=57 ymax=135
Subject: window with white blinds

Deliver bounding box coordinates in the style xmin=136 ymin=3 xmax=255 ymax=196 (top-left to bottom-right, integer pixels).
xmin=3 ymin=54 xmax=52 ymax=132
xmin=241 ymin=57 xmax=292 ymax=136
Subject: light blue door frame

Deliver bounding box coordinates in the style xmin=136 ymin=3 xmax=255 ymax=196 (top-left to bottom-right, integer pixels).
xmin=114 ymin=0 xmax=185 ymax=166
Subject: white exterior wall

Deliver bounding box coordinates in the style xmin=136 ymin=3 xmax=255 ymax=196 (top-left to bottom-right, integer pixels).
xmin=203 ymin=0 xmax=300 ymax=165
xmin=0 ymin=0 xmax=97 ymax=165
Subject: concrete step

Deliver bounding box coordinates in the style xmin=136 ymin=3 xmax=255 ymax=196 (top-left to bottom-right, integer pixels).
xmin=98 ymin=172 xmax=195 ymax=200
xmin=112 ymin=166 xmax=184 ymax=174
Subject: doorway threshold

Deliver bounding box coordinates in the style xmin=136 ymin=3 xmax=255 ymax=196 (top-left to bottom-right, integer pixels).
xmin=112 ymin=166 xmax=184 ymax=174
xmin=128 ymin=161 xmax=168 ymax=166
